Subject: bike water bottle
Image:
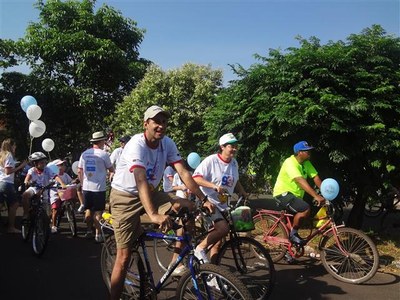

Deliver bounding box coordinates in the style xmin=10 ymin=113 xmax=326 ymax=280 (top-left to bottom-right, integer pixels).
xmin=313 ymin=206 xmax=327 ymax=228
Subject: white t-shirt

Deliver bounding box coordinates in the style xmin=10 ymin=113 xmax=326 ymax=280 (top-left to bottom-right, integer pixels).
xmin=192 ymin=153 xmax=239 ymax=211
xmin=50 ymin=172 xmax=73 ymax=203
xmin=173 ymin=172 xmax=187 ymax=199
xmin=27 ymin=166 xmax=54 ymax=187
xmin=163 ymin=166 xmax=176 ymax=192
xmin=0 ymin=153 xmax=16 ymax=183
xmin=111 ymin=133 xmax=182 ymax=195
xmin=78 ymin=147 xmax=112 ymax=192
xmin=110 ymin=147 xmax=123 ymax=167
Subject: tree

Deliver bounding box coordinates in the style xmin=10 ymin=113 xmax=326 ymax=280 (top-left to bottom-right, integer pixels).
xmin=0 ymin=0 xmax=149 ymax=159
xmin=205 ymin=25 xmax=400 ymax=228
xmin=108 ymin=63 xmax=223 ymax=157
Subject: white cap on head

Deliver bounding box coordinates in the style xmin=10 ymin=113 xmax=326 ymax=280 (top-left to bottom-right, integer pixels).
xmin=219 ymin=133 xmax=238 ymax=146
xmin=52 ymin=159 xmax=66 ymax=166
xmin=143 ymin=105 xmax=170 ymax=121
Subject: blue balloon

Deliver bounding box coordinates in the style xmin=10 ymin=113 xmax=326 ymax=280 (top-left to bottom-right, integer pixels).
xmin=187 ymin=152 xmax=201 ymax=169
xmin=20 ymin=95 xmax=37 ymax=112
xmin=320 ymin=178 xmax=340 ymax=201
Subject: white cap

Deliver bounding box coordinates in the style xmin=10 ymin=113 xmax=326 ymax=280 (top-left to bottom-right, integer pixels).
xmin=143 ymin=105 xmax=170 ymax=121
xmin=51 ymin=159 xmax=65 ymax=166
xmin=219 ymin=133 xmax=238 ymax=146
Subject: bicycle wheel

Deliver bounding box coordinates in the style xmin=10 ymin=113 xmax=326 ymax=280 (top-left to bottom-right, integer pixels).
xmin=320 ymin=227 xmax=379 ymax=284
xmin=65 ymin=202 xmax=77 ymax=237
xmin=32 ymin=211 xmax=50 ymax=257
xmin=364 ymin=198 xmax=384 ymax=217
xmin=101 ymin=235 xmax=116 ymax=291
xmin=176 ymin=263 xmax=253 ymax=300
xmin=216 ymin=236 xmax=275 ymax=300
xmin=251 ymin=214 xmax=288 ymax=262
xmin=21 ymin=217 xmax=31 ymax=242
xmin=100 ymin=235 xmax=146 ymax=299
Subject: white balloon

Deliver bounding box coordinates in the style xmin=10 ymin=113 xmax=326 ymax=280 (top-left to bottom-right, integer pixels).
xmin=72 ymin=161 xmax=79 ymax=175
xmin=26 ymin=105 xmax=42 ymax=121
xmin=29 ymin=120 xmax=46 ymax=138
xmin=42 ymin=138 xmax=55 ymax=152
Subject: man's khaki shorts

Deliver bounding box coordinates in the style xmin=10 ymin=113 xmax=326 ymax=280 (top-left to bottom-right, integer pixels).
xmin=109 ymin=188 xmax=173 ymax=249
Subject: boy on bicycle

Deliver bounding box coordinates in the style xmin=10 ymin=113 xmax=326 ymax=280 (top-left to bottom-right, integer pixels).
xmin=273 ymin=141 xmax=325 ymax=245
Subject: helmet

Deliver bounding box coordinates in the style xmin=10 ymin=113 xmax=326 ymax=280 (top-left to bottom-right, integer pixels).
xmin=28 ymin=151 xmax=47 ymax=162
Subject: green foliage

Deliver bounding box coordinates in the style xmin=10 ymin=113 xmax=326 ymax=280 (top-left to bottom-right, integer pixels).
xmin=108 ymin=63 xmax=223 ymax=157
xmin=206 ymin=25 xmax=400 ymax=221
xmin=0 ymin=0 xmax=149 ymax=159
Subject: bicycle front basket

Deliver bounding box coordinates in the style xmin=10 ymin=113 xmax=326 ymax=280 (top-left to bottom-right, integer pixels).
xmin=231 ymin=206 xmax=255 ymax=232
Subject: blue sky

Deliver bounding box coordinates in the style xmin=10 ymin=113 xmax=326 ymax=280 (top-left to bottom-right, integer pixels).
xmin=1 ymin=0 xmax=399 ymax=83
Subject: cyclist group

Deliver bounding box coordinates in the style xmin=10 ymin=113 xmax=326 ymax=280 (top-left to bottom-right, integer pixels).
xmin=1 ymin=104 xmax=326 ymax=300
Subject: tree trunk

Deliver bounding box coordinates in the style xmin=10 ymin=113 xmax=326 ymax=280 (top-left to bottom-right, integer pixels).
xmin=346 ymin=193 xmax=366 ymax=229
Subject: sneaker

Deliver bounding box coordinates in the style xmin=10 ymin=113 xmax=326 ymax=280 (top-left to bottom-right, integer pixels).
xmin=194 ymin=248 xmax=209 ymax=264
xmin=95 ymin=234 xmax=104 ymax=243
xmin=289 ymin=232 xmax=306 ymax=245
xmin=51 ymin=226 xmax=58 ymax=234
xmin=171 ymin=264 xmax=188 ymax=277
xmin=207 ymin=276 xmax=221 ymax=291
xmin=77 ymin=204 xmax=85 ymax=213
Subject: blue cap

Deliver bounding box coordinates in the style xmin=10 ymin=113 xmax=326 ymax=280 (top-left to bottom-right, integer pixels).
xmin=293 ymin=141 xmax=314 ymax=153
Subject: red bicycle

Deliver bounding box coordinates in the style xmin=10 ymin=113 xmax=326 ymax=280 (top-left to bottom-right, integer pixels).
xmin=251 ymin=200 xmax=379 ymax=284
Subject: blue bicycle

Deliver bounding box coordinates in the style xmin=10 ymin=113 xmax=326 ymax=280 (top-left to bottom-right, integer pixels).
xmin=100 ymin=207 xmax=253 ymax=299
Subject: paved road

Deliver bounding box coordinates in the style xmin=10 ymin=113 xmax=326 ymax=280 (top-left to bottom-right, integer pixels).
xmin=0 ymin=206 xmax=399 ymax=300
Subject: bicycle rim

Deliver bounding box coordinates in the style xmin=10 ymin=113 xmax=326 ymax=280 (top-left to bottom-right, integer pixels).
xmin=66 ymin=203 xmax=77 ymax=237
xmin=176 ymin=263 xmax=253 ymax=300
xmin=32 ymin=212 xmax=50 ymax=257
xmin=320 ymin=227 xmax=379 ymax=284
xmin=217 ymin=236 xmax=275 ymax=300
xmin=101 ymin=235 xmax=116 ymax=291
xmin=153 ymin=237 xmax=177 ymax=272
xmin=21 ymin=221 xmax=31 ymax=241
xmin=251 ymin=214 xmax=288 ymax=262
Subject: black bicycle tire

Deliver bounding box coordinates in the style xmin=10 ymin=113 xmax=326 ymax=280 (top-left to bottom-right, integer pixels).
xmin=100 ymin=235 xmax=146 ymax=299
xmin=216 ymin=236 xmax=275 ymax=300
xmin=251 ymin=214 xmax=288 ymax=263
xmin=176 ymin=263 xmax=254 ymax=300
xmin=101 ymin=234 xmax=116 ymax=291
xmin=21 ymin=217 xmax=31 ymax=242
xmin=319 ymin=227 xmax=379 ymax=284
xmin=32 ymin=211 xmax=50 ymax=257
xmin=65 ymin=202 xmax=77 ymax=237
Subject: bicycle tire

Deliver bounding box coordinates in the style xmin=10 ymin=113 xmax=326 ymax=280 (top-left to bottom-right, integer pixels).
xmin=32 ymin=211 xmax=50 ymax=257
xmin=251 ymin=214 xmax=288 ymax=262
xmin=100 ymin=235 xmax=146 ymax=299
xmin=364 ymin=199 xmax=384 ymax=217
xmin=176 ymin=263 xmax=254 ymax=300
xmin=319 ymin=227 xmax=379 ymax=284
xmin=65 ymin=202 xmax=77 ymax=237
xmin=21 ymin=217 xmax=31 ymax=242
xmin=216 ymin=236 xmax=275 ymax=300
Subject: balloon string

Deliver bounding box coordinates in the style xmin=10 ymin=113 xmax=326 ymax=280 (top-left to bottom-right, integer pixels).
xmin=29 ymin=136 xmax=33 ymax=155
xmin=47 ymin=151 xmax=51 ymax=161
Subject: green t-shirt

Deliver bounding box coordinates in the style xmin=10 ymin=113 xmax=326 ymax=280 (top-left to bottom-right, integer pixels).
xmin=273 ymin=155 xmax=318 ymax=198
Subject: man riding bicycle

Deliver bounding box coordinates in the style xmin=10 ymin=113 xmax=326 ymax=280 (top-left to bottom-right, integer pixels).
xmin=272 ymin=141 xmax=325 ymax=245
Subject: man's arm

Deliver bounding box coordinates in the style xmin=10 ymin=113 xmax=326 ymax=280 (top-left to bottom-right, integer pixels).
xmin=174 ymin=162 xmax=215 ymax=212
xmin=133 ymin=168 xmax=171 ymax=231
xmin=234 ymin=181 xmax=248 ymax=198
xmin=294 ymin=177 xmax=324 ymax=204
xmin=313 ymin=175 xmax=322 ymax=189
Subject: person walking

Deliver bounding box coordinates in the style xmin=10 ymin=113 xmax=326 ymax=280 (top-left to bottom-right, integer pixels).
xmin=77 ymin=131 xmax=114 ymax=242
xmin=0 ymin=138 xmax=27 ymax=233
xmin=110 ymin=136 xmax=131 ymax=169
